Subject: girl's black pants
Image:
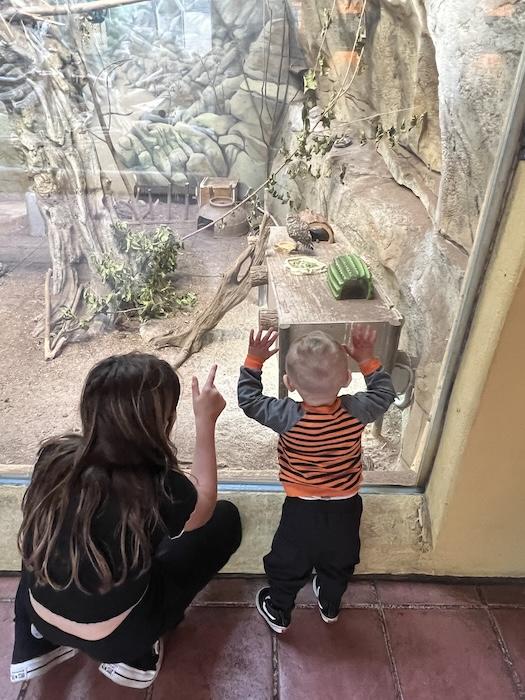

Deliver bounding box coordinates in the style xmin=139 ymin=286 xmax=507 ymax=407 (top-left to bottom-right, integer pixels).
xmin=13 ymin=500 xmax=242 ymax=665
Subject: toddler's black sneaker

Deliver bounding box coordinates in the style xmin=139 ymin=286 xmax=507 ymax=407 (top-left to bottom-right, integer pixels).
xmin=256 ymin=587 xmax=290 ymax=633
xmin=312 ymin=575 xmax=340 ymax=623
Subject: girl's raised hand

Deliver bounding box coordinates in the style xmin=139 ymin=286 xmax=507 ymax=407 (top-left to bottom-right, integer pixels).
xmin=248 ymin=327 xmax=279 ymax=363
xmin=192 ymin=364 xmax=226 ymax=426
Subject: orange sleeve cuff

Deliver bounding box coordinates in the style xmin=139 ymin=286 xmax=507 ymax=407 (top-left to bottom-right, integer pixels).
xmin=359 ymin=357 xmax=382 ymax=376
xmin=244 ymin=354 xmax=264 ymax=370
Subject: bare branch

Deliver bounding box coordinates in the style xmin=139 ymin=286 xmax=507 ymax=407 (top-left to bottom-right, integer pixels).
xmin=2 ymin=0 xmax=151 ymax=21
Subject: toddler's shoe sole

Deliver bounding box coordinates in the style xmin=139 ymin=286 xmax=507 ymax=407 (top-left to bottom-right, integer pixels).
xmin=10 ymin=646 xmax=79 ymax=683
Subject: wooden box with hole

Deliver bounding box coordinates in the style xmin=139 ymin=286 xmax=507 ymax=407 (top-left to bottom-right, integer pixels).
xmin=197 ymin=177 xmax=249 ymax=237
xmin=198 ymin=177 xmax=238 ymax=207
xmin=260 ymin=227 xmax=404 ymax=434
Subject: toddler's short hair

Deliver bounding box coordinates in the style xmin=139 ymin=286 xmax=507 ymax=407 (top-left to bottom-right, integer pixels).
xmin=285 ymin=331 xmax=348 ymax=397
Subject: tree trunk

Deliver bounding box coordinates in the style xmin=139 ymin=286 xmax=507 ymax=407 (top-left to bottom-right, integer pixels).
xmin=0 ymin=26 xmax=121 ymax=339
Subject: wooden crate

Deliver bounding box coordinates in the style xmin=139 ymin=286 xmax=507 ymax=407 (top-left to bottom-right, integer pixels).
xmin=198 ymin=177 xmax=238 ymax=207
xmin=263 ymin=227 xmax=403 ymax=400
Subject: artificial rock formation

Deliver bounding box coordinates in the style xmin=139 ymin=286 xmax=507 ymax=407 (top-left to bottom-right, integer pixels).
xmin=280 ymin=0 xmax=524 ymax=468
xmin=106 ymin=0 xmax=305 ymax=193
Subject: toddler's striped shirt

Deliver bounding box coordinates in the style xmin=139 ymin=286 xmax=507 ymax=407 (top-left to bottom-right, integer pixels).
xmin=238 ymin=356 xmax=396 ymax=499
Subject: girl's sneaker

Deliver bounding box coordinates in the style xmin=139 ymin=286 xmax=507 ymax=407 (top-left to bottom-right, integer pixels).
xmin=255 ymin=587 xmax=290 ymax=633
xmin=11 ymin=633 xmax=79 ymax=683
xmin=312 ymin=575 xmax=340 ymax=623
xmin=99 ymin=639 xmax=164 ymax=689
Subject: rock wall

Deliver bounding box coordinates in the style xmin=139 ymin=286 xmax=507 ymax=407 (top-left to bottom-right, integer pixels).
xmin=426 ymin=0 xmax=525 ymax=252
xmin=102 ymin=0 xmax=306 ymax=193
xmin=296 ymin=0 xmax=441 ymax=172
xmin=0 ymin=111 xmax=28 ymax=193
xmin=277 ymin=0 xmax=524 ymax=469
xmin=295 ymin=0 xmax=524 ymax=251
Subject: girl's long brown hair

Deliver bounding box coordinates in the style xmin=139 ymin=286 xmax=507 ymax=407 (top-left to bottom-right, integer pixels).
xmin=19 ymin=353 xmax=181 ymax=593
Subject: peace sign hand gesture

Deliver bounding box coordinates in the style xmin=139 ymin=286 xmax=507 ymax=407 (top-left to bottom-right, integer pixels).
xmin=192 ymin=364 xmax=226 ymax=427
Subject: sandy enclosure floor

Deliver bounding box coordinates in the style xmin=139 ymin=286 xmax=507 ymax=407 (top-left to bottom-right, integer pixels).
xmin=0 ymin=199 xmax=404 ymax=480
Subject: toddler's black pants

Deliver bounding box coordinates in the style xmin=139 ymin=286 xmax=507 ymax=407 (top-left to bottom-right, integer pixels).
xmin=264 ymin=495 xmax=363 ymax=613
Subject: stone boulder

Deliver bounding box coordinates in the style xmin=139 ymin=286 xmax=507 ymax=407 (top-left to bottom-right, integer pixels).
xmin=228 ymin=150 xmax=267 ymax=191
xmin=211 ymin=0 xmax=265 ymax=45
xmin=230 ymin=77 xmax=295 ymax=132
xmin=228 ymin=121 xmax=268 ymax=161
xmin=192 ymin=113 xmax=237 ymax=137
xmin=426 ymin=0 xmax=525 ymax=251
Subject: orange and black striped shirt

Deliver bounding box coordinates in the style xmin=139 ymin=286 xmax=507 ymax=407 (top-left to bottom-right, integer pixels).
xmin=238 ymin=357 xmax=395 ymax=499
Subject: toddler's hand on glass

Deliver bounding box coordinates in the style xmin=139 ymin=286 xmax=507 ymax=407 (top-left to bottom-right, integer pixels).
xmin=346 ymin=324 xmax=377 ymax=364
xmin=192 ymin=364 xmax=226 ymax=426
xmin=248 ymin=328 xmax=279 ymax=363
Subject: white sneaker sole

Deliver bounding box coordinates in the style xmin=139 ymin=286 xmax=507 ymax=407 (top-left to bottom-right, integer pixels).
xmin=312 ymin=577 xmax=339 ymax=624
xmin=255 ymin=591 xmax=288 ymax=634
xmin=99 ymin=639 xmax=164 ymax=689
xmin=10 ymin=646 xmax=79 ymax=683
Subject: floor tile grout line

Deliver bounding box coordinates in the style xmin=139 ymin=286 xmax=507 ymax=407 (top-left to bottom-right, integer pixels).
xmin=16 ymin=680 xmax=30 ymax=700
xmin=5 ymin=598 xmax=522 ymax=609
xmin=189 ymin=600 xmax=524 ymax=610
xmin=477 ymin=586 xmax=525 ymax=699
xmin=272 ymin=632 xmax=280 ymax=700
xmin=381 ymin=602 xmax=486 ymax=610
xmin=4 ymin=596 xmax=521 ymax=609
xmin=374 ymin=581 xmax=404 ymax=700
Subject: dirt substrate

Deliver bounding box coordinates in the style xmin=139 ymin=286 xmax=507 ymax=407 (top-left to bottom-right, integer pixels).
xmin=0 ymin=202 xmax=404 ymax=481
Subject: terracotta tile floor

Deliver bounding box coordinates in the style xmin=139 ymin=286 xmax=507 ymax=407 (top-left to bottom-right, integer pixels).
xmin=1 ymin=576 xmax=525 ymax=699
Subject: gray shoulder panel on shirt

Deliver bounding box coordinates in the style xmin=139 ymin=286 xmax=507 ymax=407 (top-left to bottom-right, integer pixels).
xmin=340 ymin=368 xmax=396 ymax=425
xmin=238 ymin=366 xmax=303 ymax=434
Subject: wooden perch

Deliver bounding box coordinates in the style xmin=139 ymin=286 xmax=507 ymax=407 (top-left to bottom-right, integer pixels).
xmin=250 ymin=265 xmax=268 ymax=287
xmin=259 ymin=309 xmax=278 ymax=330
xmin=151 ymin=215 xmax=271 ymax=367
xmin=2 ymin=0 xmax=150 ymax=21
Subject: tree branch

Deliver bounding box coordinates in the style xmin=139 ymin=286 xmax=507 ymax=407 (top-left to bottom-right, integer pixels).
xmin=2 ymin=0 xmax=151 ymax=21
xmin=151 ymin=214 xmax=271 ymax=366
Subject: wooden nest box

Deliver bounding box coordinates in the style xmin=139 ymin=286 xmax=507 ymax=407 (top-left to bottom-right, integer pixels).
xmin=198 ymin=177 xmax=238 ymax=207
xmin=261 ymin=227 xmax=403 ymax=401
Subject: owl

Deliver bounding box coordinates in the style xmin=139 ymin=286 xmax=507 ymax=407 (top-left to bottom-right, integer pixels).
xmin=286 ymin=214 xmax=313 ymax=251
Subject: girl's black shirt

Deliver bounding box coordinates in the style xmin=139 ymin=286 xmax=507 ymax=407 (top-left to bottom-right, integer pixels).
xmin=27 ymin=469 xmax=197 ymax=623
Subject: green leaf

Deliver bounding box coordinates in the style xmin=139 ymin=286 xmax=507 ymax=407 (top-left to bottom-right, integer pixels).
xmin=303 ymin=69 xmax=318 ymax=92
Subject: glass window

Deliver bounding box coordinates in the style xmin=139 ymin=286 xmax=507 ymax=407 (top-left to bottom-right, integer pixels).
xmin=0 ymin=1 xmax=523 ymax=488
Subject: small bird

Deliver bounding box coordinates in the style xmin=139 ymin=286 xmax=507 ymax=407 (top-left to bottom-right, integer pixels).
xmin=286 ymin=214 xmax=313 ymax=252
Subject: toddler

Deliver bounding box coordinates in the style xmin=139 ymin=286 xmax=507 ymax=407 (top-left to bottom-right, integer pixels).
xmin=238 ymin=326 xmax=395 ymax=631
